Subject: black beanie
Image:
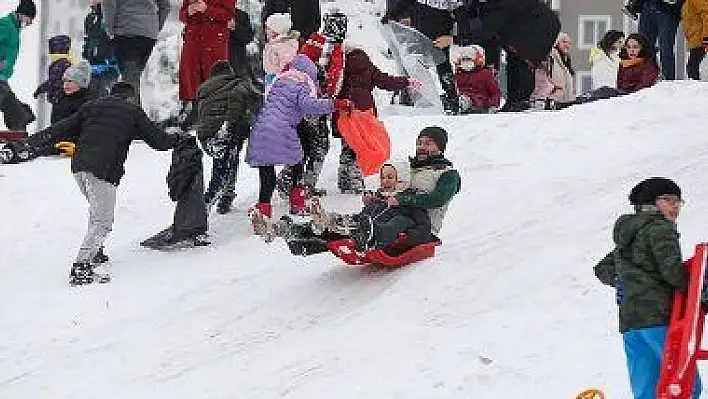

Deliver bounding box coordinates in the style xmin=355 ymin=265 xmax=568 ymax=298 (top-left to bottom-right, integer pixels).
xmin=629 ymin=177 xmax=682 ymax=205
xmin=418 ymin=126 xmax=448 ymax=153
xmin=16 ymin=0 xmax=37 ymax=19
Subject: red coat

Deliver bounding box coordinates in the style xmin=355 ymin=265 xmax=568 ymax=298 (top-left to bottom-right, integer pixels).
xmin=617 ymin=58 xmax=659 ymax=93
xmin=337 ymin=48 xmax=409 ymax=112
xmin=179 ymin=0 xmax=235 ymax=43
xmin=454 ymin=67 xmax=501 ymax=109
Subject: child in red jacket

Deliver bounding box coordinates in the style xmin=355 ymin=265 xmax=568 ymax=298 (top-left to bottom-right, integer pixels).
xmin=453 ymin=45 xmax=501 ymax=114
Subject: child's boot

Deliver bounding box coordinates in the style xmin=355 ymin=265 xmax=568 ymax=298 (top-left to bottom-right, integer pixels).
xmin=249 ymin=202 xmax=273 ymax=238
xmin=289 ymin=185 xmax=307 ymax=215
xmin=69 ymin=262 xmax=111 ymax=286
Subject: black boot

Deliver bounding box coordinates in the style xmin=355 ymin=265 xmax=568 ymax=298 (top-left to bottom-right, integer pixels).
xmin=69 ymin=262 xmax=111 ymax=286
xmin=92 ymin=247 xmax=109 ymax=264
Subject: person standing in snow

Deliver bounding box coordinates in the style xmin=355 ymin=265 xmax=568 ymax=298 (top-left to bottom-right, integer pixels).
xmin=83 ymin=0 xmax=120 ymax=98
xmin=590 ymin=30 xmax=625 ymax=90
xmin=261 ymin=0 xmax=321 ymax=42
xmin=176 ymin=0 xmax=236 ymax=129
xmin=26 ymin=82 xmax=182 ymax=285
xmin=262 ymin=13 xmax=300 ymax=93
xmin=0 ymin=0 xmax=37 ymax=131
xmin=636 ymin=0 xmax=682 ymax=80
xmin=682 ymin=0 xmax=708 ymax=80
xmin=594 ymin=177 xmax=702 ymax=399
xmin=102 ymin=0 xmax=170 ymax=105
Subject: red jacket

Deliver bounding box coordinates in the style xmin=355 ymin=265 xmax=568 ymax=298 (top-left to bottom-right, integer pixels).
xmin=179 ymin=0 xmax=235 ymax=42
xmin=337 ymin=48 xmax=409 ymax=112
xmin=617 ymin=58 xmax=659 ymax=93
xmin=454 ymin=67 xmax=502 ymax=109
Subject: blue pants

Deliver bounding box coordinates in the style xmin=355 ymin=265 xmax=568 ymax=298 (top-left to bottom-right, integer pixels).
xmin=623 ymin=326 xmax=702 ymax=398
xmin=639 ymin=0 xmax=679 ymax=80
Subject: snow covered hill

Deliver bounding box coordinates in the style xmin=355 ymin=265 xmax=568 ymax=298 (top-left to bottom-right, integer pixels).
xmin=3 ymin=81 xmax=708 ymax=398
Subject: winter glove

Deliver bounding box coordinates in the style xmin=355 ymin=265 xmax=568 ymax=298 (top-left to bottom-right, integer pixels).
xmin=55 ymin=141 xmax=76 ymax=157
xmin=407 ymin=78 xmax=423 ymax=92
xmin=333 ymin=98 xmax=354 ymax=113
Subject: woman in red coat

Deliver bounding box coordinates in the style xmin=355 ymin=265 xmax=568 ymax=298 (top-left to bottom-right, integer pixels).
xmin=178 ymin=0 xmax=236 ymax=126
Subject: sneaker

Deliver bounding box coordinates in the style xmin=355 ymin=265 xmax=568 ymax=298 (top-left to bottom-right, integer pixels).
xmin=351 ymin=214 xmax=374 ymax=252
xmin=69 ymin=262 xmax=111 ymax=286
xmin=216 ymin=195 xmax=235 ymax=214
xmin=92 ymin=247 xmax=109 ymax=264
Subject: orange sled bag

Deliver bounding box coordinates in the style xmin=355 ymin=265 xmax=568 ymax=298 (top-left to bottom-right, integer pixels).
xmin=336 ymin=110 xmax=391 ymax=176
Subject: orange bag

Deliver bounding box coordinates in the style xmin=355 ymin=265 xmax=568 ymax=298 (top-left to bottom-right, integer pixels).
xmin=336 ymin=110 xmax=391 ymax=176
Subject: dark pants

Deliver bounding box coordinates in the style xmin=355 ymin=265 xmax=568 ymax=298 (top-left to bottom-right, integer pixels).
xmin=436 ymin=46 xmax=457 ymax=100
xmin=0 ymin=80 xmax=34 ymax=130
xmin=259 ymin=164 xmax=303 ymax=203
xmin=113 ymin=35 xmax=156 ymax=104
xmin=173 ymin=171 xmax=208 ymax=241
xmin=687 ymin=47 xmax=706 ymax=80
xmin=505 ymin=52 xmax=535 ymax=104
xmin=363 ymin=203 xmax=433 ymax=249
xmin=278 ymin=117 xmax=330 ymax=194
xmin=639 ymin=1 xmax=679 ymax=80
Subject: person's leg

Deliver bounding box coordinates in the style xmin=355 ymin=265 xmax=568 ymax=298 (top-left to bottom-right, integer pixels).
xmin=73 ymin=172 xmax=117 ymax=264
xmin=623 ymin=326 xmax=667 ymax=399
xmin=338 ymin=141 xmax=363 ymax=194
xmin=303 ymin=117 xmax=330 ymax=193
xmin=686 ymin=47 xmax=705 ymax=80
xmin=656 ymin=11 xmax=679 ymax=80
xmin=258 ymin=165 xmax=277 ymax=204
xmin=639 ymin=2 xmax=659 ymax=51
xmin=172 ymin=170 xmax=208 ymax=242
xmin=436 ymin=46 xmax=458 ymax=113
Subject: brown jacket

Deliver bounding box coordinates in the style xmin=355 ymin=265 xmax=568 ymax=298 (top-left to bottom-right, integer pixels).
xmin=682 ymin=0 xmax=708 ymax=49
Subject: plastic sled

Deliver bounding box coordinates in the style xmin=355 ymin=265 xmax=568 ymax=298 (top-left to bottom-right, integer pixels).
xmin=337 ymin=110 xmax=391 ymax=176
xmin=327 ymin=236 xmax=442 ymax=268
xmin=0 ymin=130 xmax=27 ymax=142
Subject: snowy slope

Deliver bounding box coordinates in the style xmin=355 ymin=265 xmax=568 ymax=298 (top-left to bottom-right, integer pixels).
xmin=3 ymin=82 xmax=708 ymax=398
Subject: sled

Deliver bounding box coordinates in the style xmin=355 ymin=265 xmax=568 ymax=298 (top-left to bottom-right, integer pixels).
xmin=0 ymin=130 xmax=27 ymax=142
xmin=657 ymin=243 xmax=708 ymax=398
xmin=327 ymin=236 xmax=442 ymax=267
xmin=336 ymin=110 xmax=391 ymax=176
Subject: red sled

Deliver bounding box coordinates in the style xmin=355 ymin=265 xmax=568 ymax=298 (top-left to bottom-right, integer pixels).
xmin=0 ymin=130 xmax=27 ymax=142
xmin=327 ymin=237 xmax=441 ymax=267
xmin=657 ymin=243 xmax=708 ymax=398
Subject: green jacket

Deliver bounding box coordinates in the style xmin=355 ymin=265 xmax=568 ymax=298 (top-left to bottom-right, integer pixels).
xmin=0 ymin=13 xmax=20 ymax=81
xmin=594 ymin=212 xmax=689 ymax=333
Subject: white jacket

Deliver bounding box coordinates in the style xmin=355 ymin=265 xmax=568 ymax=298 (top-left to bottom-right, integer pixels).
xmin=549 ymin=48 xmax=575 ymax=103
xmin=590 ymin=47 xmax=620 ymax=90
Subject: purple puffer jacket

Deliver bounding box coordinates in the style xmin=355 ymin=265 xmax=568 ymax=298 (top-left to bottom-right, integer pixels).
xmin=246 ymin=55 xmax=335 ymax=167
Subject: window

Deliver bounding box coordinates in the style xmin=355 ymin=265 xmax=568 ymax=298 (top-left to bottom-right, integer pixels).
xmin=578 ymin=16 xmax=611 ymax=50
xmin=576 ymin=71 xmax=593 ymax=93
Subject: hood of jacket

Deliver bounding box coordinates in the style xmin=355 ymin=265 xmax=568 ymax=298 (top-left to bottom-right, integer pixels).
xmin=613 ymin=211 xmax=670 ymax=248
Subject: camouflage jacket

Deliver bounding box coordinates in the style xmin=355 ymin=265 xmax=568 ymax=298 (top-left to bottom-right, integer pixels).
xmin=594 ymin=211 xmax=689 ymax=333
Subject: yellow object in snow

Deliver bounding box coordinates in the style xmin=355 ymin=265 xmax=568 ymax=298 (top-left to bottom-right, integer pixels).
xmin=55 ymin=141 xmax=76 ymax=157
xmin=576 ymin=388 xmax=605 ymax=399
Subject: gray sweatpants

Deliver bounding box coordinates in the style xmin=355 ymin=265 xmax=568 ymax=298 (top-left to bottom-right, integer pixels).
xmin=74 ymin=172 xmax=117 ymax=263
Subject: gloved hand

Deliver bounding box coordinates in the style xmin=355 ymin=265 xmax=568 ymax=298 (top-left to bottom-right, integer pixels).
xmin=407 ymin=78 xmax=422 ymax=91
xmin=333 ymin=98 xmax=354 ymax=113
xmin=55 ymin=141 xmax=76 ymax=157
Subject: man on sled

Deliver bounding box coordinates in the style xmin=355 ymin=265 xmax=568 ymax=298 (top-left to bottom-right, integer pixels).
xmin=252 ymin=126 xmax=461 ymax=262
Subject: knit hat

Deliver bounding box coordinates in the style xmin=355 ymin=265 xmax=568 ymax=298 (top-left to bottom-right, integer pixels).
xmin=16 ymin=0 xmax=36 ymax=18
xmin=48 ymin=35 xmax=71 ymax=54
xmin=300 ymin=32 xmax=326 ymax=63
xmin=63 ymin=61 xmax=92 ymax=89
xmin=322 ymin=10 xmax=348 ymax=43
xmin=418 ymin=126 xmax=448 ymax=153
xmin=209 ymin=60 xmax=234 ymax=78
xmin=265 ymin=13 xmax=292 ymax=36
xmin=628 ymin=177 xmax=682 ymax=206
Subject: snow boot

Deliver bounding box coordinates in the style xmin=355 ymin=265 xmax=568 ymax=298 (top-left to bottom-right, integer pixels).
xmin=92 ymin=247 xmax=109 ymax=264
xmin=290 ymin=185 xmax=307 ymax=215
xmin=216 ymin=194 xmax=235 ymax=214
xmin=249 ymin=202 xmax=273 ymax=238
xmin=69 ymin=262 xmax=111 ymax=286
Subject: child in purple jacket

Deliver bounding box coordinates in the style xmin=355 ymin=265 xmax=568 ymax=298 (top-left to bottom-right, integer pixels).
xmin=34 ymin=35 xmax=73 ymax=107
xmin=247 ymin=54 xmax=351 ymax=227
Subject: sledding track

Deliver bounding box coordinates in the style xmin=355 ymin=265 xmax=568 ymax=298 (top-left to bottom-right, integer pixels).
xmin=3 ymin=83 xmax=708 ymax=398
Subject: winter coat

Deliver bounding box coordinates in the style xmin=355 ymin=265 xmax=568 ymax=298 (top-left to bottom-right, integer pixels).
xmin=263 ymin=31 xmax=300 ymax=75
xmin=83 ymin=4 xmax=116 ymax=67
xmin=682 ymin=0 xmax=708 ymax=49
xmin=246 ymin=55 xmax=335 ymax=167
xmin=338 ymin=47 xmax=409 ymax=112
xmin=0 ymin=13 xmax=21 ymax=81
xmin=179 ymin=0 xmax=235 ymax=43
xmin=385 ymin=0 xmax=456 ymax=40
xmin=455 ymin=0 xmax=561 ymax=64
xmin=549 ymin=48 xmax=575 ymax=103
xmin=617 ymin=57 xmax=660 ymax=93
xmin=530 ymin=63 xmax=554 ymax=101
xmin=196 ymin=71 xmax=261 ymax=142
xmin=454 ymin=66 xmax=501 ymax=108
xmin=51 ymin=87 xmax=98 ymax=124
xmin=28 ymin=96 xmax=177 ymax=185
xmin=229 ymin=8 xmax=255 ymax=74
xmin=262 ymin=0 xmax=321 ymax=40
xmin=103 ymin=0 xmax=171 ymax=40
xmin=395 ymin=154 xmax=461 ymax=234
xmin=35 ymin=54 xmax=73 ymax=105
xmin=168 ymin=136 xmax=203 ymax=201
xmin=590 ymin=47 xmax=620 ymax=90
xmin=594 ymin=211 xmax=689 ymax=333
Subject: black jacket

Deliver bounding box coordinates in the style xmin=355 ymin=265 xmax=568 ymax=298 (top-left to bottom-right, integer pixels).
xmin=82 ymin=4 xmax=115 ymax=65
xmin=167 ymin=136 xmax=202 ymax=201
xmin=30 ymin=96 xmax=177 ymax=185
xmin=262 ymin=0 xmax=321 ymax=39
xmin=229 ymin=8 xmax=255 ymax=75
xmin=385 ymin=0 xmax=455 ymax=40
xmin=50 ymin=88 xmax=97 ymax=124
xmin=456 ymin=0 xmax=561 ymax=64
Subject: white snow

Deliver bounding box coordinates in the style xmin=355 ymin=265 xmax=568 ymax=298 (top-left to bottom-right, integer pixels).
xmin=4 ymin=1 xmax=708 ymax=398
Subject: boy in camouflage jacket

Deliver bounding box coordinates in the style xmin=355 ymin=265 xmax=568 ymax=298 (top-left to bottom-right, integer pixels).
xmin=594 ymin=177 xmax=702 ymax=399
